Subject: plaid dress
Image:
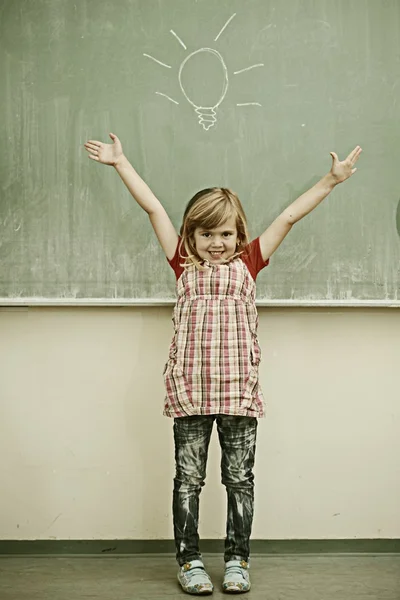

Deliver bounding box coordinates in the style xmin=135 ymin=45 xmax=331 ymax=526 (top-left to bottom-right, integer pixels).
xmin=164 ymin=238 xmax=269 ymax=418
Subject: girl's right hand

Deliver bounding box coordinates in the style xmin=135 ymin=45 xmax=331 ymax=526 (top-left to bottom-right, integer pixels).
xmin=84 ymin=133 xmax=123 ymax=166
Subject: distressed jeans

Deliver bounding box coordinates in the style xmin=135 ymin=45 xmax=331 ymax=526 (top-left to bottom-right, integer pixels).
xmin=173 ymin=415 xmax=257 ymax=566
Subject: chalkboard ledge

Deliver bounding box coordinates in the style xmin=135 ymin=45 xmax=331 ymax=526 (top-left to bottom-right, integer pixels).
xmin=0 ymin=298 xmax=399 ymax=308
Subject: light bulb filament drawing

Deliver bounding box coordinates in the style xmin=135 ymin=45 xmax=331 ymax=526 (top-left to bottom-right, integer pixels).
xmin=143 ymin=13 xmax=264 ymax=131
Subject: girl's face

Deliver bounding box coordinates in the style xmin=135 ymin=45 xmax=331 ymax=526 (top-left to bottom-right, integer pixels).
xmin=193 ymin=215 xmax=239 ymax=263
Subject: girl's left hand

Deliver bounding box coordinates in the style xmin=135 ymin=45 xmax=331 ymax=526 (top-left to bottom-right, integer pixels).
xmin=330 ymin=146 xmax=362 ymax=184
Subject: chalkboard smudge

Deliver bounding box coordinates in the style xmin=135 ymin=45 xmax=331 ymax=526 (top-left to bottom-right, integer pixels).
xmin=396 ymin=199 xmax=400 ymax=237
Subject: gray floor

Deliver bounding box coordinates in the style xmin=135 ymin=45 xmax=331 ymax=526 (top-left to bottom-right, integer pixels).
xmin=0 ymin=554 xmax=399 ymax=600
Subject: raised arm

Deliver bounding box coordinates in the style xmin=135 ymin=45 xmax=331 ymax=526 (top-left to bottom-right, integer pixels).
xmin=258 ymin=146 xmax=362 ymax=262
xmin=84 ymin=133 xmax=179 ymax=260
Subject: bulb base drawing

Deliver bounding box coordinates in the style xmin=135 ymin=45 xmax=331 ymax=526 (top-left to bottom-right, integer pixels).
xmin=195 ymin=107 xmax=217 ymax=130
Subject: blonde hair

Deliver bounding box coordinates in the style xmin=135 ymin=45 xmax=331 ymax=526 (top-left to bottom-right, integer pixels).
xmin=179 ymin=188 xmax=250 ymax=269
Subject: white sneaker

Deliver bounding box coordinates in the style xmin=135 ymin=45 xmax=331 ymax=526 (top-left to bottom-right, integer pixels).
xmin=177 ymin=559 xmax=214 ymax=595
xmin=222 ymin=560 xmax=251 ymax=593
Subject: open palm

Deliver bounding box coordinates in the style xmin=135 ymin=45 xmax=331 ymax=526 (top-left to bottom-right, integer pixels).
xmin=84 ymin=133 xmax=123 ymax=166
xmin=330 ymin=146 xmax=362 ymax=184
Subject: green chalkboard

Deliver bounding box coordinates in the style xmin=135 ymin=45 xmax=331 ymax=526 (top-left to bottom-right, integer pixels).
xmin=0 ymin=0 xmax=399 ymax=305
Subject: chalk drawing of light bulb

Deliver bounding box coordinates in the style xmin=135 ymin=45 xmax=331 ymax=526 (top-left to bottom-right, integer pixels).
xmin=143 ymin=13 xmax=265 ymax=131
xmin=178 ymin=48 xmax=228 ymax=131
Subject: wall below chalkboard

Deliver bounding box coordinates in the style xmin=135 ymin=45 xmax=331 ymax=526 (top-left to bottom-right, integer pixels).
xmin=1 ymin=306 xmax=399 ymax=536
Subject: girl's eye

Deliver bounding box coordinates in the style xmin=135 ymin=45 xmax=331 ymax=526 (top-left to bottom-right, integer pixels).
xmin=202 ymin=233 xmax=211 ymax=238
xmin=223 ymin=232 xmax=232 ymax=237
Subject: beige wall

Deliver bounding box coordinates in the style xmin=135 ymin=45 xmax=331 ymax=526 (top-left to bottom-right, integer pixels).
xmin=0 ymin=307 xmax=399 ymax=541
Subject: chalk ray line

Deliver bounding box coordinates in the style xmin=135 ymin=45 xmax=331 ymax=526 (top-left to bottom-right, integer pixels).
xmin=170 ymin=30 xmax=187 ymax=50
xmin=215 ymin=13 xmax=236 ymax=41
xmin=143 ymin=53 xmax=172 ymax=68
xmin=156 ymin=92 xmax=179 ymax=105
xmin=237 ymin=102 xmax=262 ymax=107
xmin=234 ymin=63 xmax=264 ymax=75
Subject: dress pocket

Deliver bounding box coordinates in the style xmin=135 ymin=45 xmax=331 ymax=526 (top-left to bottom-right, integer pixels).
xmin=240 ymin=347 xmax=260 ymax=410
xmin=163 ymin=359 xmax=196 ymax=416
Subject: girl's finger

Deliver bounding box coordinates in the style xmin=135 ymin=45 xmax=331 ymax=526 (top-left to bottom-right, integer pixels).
xmin=345 ymin=150 xmax=355 ymax=162
xmin=86 ymin=140 xmax=102 ymax=147
xmin=88 ymin=154 xmax=99 ymax=161
xmin=345 ymin=148 xmax=355 ymax=162
xmin=348 ymin=146 xmax=362 ymax=162
xmin=353 ymin=147 xmax=362 ymax=163
xmin=330 ymin=151 xmax=339 ymax=163
xmin=349 ymin=152 xmax=361 ymax=167
xmin=85 ymin=142 xmax=100 ymax=152
xmin=85 ymin=150 xmax=98 ymax=159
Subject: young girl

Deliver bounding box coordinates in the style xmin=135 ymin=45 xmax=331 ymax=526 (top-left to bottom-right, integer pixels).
xmin=84 ymin=134 xmax=361 ymax=595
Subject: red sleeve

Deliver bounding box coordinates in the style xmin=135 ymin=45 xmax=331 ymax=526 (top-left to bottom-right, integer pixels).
xmin=167 ymin=237 xmax=186 ymax=280
xmin=241 ymin=237 xmax=270 ymax=281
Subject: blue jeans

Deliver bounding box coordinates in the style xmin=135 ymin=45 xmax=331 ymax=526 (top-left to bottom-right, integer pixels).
xmin=173 ymin=415 xmax=258 ymax=566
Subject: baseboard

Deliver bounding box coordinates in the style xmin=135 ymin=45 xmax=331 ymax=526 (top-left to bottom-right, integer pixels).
xmin=0 ymin=539 xmax=399 ymax=555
